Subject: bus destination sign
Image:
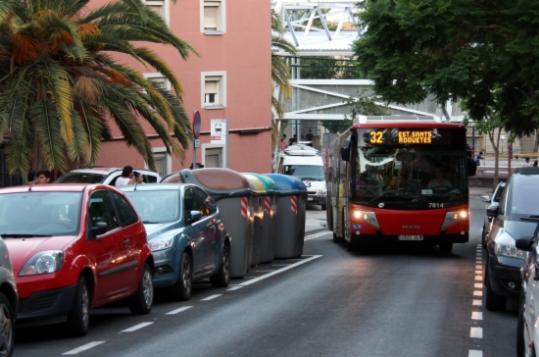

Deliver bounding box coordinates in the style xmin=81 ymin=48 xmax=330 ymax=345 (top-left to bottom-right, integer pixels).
xmin=397 ymin=130 xmax=432 ymax=144
xmin=368 ymin=129 xmax=433 ymax=145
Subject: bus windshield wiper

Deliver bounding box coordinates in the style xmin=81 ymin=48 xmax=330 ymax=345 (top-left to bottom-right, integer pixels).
xmin=520 ymin=216 xmax=539 ymax=222
xmin=1 ymin=233 xmax=53 ymax=238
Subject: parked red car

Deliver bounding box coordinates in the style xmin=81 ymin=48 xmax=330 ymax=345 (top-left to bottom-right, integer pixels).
xmin=0 ymin=184 xmax=154 ymax=336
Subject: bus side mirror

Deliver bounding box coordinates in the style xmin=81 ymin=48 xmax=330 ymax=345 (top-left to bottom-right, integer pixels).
xmin=340 ymin=145 xmax=350 ymax=161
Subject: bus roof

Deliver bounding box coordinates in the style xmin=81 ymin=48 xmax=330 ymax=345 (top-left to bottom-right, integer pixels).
xmin=352 ymin=121 xmax=464 ymax=130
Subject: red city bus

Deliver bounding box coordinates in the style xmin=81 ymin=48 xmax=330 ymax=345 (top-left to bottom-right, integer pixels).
xmin=326 ymin=120 xmax=475 ymax=254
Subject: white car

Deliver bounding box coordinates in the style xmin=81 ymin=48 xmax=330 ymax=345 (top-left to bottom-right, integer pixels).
xmin=56 ymin=167 xmax=160 ymax=186
xmin=276 ymin=145 xmax=327 ymax=209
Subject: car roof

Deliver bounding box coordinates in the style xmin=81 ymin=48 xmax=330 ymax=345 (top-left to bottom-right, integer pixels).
xmin=67 ymin=168 xmax=159 ymax=176
xmin=0 ymin=184 xmax=100 ymax=194
xmin=513 ymin=167 xmax=539 ymax=175
xmin=121 ymin=183 xmax=189 ymax=192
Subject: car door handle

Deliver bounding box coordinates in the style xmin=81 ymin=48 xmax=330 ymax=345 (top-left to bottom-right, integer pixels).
xmin=122 ymin=239 xmax=130 ymax=246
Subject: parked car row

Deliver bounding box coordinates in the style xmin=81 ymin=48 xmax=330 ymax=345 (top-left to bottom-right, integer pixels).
xmin=480 ymin=167 xmax=539 ymax=356
xmin=0 ymin=175 xmax=232 ymax=356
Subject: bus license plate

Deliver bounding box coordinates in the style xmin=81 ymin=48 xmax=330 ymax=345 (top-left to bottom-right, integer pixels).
xmin=307 ymin=197 xmax=313 ymax=201
xmin=398 ymin=235 xmax=424 ymax=241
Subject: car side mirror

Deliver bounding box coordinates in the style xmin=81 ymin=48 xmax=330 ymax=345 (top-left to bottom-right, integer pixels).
xmin=480 ymin=195 xmax=490 ymax=203
xmin=90 ymin=220 xmax=108 ymax=238
xmin=516 ymin=237 xmax=535 ymax=252
xmin=486 ymin=205 xmax=499 ymax=218
xmin=187 ymin=210 xmax=202 ymax=224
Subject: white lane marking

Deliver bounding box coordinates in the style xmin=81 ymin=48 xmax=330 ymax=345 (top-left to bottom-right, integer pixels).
xmin=305 ymin=231 xmax=331 ymax=241
xmin=474 ymin=283 xmax=482 ymax=289
xmin=470 ymin=327 xmax=483 ymax=339
xmin=166 ymin=306 xmax=192 ymax=315
xmin=473 ymin=290 xmax=483 ymax=297
xmin=63 ymin=341 xmax=106 ymax=355
xmin=201 ymin=294 xmax=222 ymax=302
xmin=475 ymin=275 xmax=482 ymax=281
xmin=238 ymin=255 xmax=322 ymax=288
xmin=120 ymin=322 xmax=154 ymax=333
xmin=469 ymin=350 xmax=483 ymax=357
xmin=227 ymin=285 xmax=243 ymax=292
xmin=471 ymin=311 xmax=483 ymax=321
xmin=472 ymin=299 xmax=482 ymax=306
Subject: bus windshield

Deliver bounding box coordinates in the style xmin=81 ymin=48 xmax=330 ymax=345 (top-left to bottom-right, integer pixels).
xmin=352 ymin=145 xmax=467 ymax=209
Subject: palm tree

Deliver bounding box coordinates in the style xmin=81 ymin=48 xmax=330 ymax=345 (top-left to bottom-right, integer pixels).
xmin=0 ymin=0 xmax=194 ymax=174
xmin=271 ymin=10 xmax=295 ymax=148
xmin=272 ymin=10 xmax=295 ymax=117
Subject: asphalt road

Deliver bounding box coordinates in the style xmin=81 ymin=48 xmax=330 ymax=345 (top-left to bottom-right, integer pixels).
xmin=14 ymin=198 xmax=517 ymax=357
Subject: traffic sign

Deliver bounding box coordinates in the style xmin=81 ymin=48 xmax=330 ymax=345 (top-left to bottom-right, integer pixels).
xmin=193 ymin=110 xmax=201 ymax=139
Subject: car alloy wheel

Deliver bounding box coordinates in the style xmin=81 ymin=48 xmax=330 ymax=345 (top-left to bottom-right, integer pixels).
xmin=0 ymin=294 xmax=13 ymax=357
xmin=171 ymin=252 xmax=192 ymax=301
xmin=181 ymin=254 xmax=192 ymax=297
xmin=129 ymin=264 xmax=153 ymax=315
xmin=211 ymin=243 xmax=230 ymax=287
xmin=142 ymin=266 xmax=154 ymax=309
xmin=67 ymin=277 xmax=90 ymax=336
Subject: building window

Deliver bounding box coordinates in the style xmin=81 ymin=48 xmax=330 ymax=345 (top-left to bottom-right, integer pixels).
xmin=143 ymin=0 xmax=170 ymax=25
xmin=201 ymin=0 xmax=226 ymax=34
xmin=203 ymin=145 xmax=224 ymax=168
xmin=148 ymin=148 xmax=171 ymax=178
xmin=144 ymin=73 xmax=171 ymax=92
xmin=201 ymin=71 xmax=226 ymax=108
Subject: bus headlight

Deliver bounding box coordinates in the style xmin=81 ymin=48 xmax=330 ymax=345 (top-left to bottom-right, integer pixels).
xmin=351 ymin=209 xmax=380 ymax=230
xmin=441 ymin=209 xmax=468 ymax=231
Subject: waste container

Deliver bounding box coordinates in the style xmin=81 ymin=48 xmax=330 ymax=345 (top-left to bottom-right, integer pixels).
xmin=179 ymin=168 xmax=253 ymax=278
xmin=266 ymin=174 xmax=307 ymax=258
xmin=246 ymin=173 xmax=278 ymax=263
xmin=241 ymin=173 xmax=271 ymax=266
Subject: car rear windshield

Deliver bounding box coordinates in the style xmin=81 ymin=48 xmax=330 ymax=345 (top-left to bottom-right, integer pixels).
xmin=284 ymin=165 xmax=324 ymax=181
xmin=124 ymin=190 xmax=180 ymax=224
xmin=56 ymin=172 xmax=106 ymax=184
xmin=0 ymin=192 xmax=82 ymax=236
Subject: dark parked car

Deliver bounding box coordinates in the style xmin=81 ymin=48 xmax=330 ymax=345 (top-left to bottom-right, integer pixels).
xmin=485 ymin=168 xmax=539 ymax=311
xmin=122 ymin=184 xmax=230 ymax=301
xmin=0 ymin=184 xmax=154 ymax=336
xmin=481 ymin=180 xmax=506 ymax=248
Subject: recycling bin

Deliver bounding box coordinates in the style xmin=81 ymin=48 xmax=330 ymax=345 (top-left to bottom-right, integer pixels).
xmin=179 ymin=168 xmax=253 ymax=278
xmin=241 ymin=173 xmax=271 ymax=266
xmin=266 ymin=174 xmax=307 ymax=258
xmin=247 ymin=173 xmax=278 ymax=263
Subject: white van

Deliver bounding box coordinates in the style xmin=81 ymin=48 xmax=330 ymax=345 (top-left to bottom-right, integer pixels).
xmin=276 ymin=144 xmax=327 ymax=209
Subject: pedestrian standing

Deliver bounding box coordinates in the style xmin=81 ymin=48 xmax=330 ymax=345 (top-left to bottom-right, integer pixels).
xmin=524 ymin=157 xmax=533 ymax=167
xmin=115 ymin=166 xmax=134 ymax=187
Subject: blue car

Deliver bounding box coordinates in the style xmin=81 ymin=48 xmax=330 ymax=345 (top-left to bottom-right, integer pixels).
xmin=122 ymin=184 xmax=230 ymax=301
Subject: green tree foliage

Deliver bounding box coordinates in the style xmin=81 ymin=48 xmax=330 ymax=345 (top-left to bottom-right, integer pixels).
xmin=0 ymin=0 xmax=194 ymax=174
xmin=299 ymin=57 xmax=365 ymax=79
xmin=354 ymin=0 xmax=539 ymax=134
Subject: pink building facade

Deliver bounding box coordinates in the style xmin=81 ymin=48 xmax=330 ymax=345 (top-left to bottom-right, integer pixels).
xmin=92 ymin=0 xmax=273 ymax=176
